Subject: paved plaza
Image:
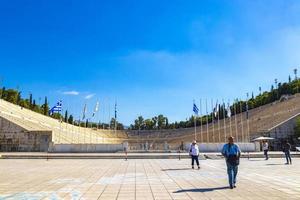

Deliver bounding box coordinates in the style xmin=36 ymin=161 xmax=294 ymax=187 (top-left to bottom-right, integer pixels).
xmin=0 ymin=158 xmax=299 ymax=200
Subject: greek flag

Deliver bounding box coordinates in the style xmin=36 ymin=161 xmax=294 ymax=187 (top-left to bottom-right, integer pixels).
xmin=193 ymin=103 xmax=199 ymax=115
xmin=49 ymin=100 xmax=62 ymax=115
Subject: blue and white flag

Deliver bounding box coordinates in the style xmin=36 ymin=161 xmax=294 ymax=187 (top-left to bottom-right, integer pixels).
xmin=193 ymin=103 xmax=199 ymax=115
xmin=49 ymin=100 xmax=62 ymax=115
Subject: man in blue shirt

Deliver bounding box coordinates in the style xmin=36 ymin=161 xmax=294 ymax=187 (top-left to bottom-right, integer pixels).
xmin=221 ymin=136 xmax=241 ymax=189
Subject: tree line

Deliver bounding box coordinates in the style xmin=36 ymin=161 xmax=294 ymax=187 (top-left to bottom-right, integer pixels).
xmin=0 ymin=88 xmax=124 ymax=130
xmin=1 ymin=70 xmax=299 ymax=131
xmin=129 ymin=73 xmax=300 ymax=130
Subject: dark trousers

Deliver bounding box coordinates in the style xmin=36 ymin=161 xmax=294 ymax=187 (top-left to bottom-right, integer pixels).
xmin=285 ymin=151 xmax=292 ymax=164
xmin=264 ymin=150 xmax=269 ymax=160
xmin=191 ymin=155 xmax=199 ymax=166
xmin=226 ymin=161 xmax=238 ymax=187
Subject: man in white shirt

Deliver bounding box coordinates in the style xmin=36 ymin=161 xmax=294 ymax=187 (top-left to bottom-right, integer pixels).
xmin=189 ymin=140 xmax=200 ymax=169
xmin=262 ymin=141 xmax=269 ymax=160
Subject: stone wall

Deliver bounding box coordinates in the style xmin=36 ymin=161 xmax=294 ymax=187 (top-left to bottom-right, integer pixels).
xmin=50 ymin=143 xmax=126 ymax=153
xmin=0 ymin=116 xmax=52 ymax=152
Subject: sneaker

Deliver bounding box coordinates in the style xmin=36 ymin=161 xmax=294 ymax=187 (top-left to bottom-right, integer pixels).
xmin=285 ymin=163 xmax=289 ymax=165
xmin=198 ymin=166 xmax=200 ymax=170
xmin=192 ymin=166 xmax=194 ymax=169
xmin=230 ymin=185 xmax=233 ymax=189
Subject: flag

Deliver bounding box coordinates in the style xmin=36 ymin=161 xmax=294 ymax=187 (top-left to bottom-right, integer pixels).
xmin=92 ymin=101 xmax=99 ymax=117
xmin=227 ymin=102 xmax=231 ymax=118
xmin=82 ymin=104 xmax=87 ymax=120
xmin=114 ymin=102 xmax=117 ymax=119
xmin=193 ymin=103 xmax=199 ymax=115
xmin=49 ymin=100 xmax=62 ymax=115
xmin=213 ymin=101 xmax=219 ymax=118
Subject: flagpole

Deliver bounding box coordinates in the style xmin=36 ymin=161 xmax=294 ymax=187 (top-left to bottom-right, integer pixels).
xmin=240 ymin=99 xmax=245 ymax=142
xmin=222 ymin=99 xmax=227 ymax=143
xmin=58 ymin=101 xmax=62 ymax=144
xmin=228 ymin=100 xmax=233 ymax=139
xmin=217 ymin=101 xmax=221 ymax=143
xmin=108 ymin=100 xmax=111 ymax=130
xmin=78 ymin=117 xmax=80 ymax=143
xmin=205 ymin=99 xmax=209 ymax=143
xmin=211 ymin=99 xmax=215 ymax=143
xmin=193 ymin=100 xmax=197 ymax=140
xmin=234 ymin=99 xmax=238 ymax=142
xmin=246 ymin=93 xmax=250 ymax=142
xmin=199 ymin=99 xmax=203 ymax=143
xmin=114 ymin=101 xmax=117 ymax=136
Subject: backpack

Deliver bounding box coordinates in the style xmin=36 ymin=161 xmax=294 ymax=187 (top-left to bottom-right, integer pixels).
xmin=227 ymin=144 xmax=240 ymax=166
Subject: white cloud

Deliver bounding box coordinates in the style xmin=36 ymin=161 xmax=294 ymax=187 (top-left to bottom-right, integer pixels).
xmin=62 ymin=91 xmax=80 ymax=95
xmin=85 ymin=94 xmax=95 ymax=99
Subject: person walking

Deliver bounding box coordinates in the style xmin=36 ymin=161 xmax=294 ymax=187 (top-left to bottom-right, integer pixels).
xmin=189 ymin=140 xmax=200 ymax=169
xmin=283 ymin=140 xmax=292 ymax=165
xmin=222 ymin=136 xmax=241 ymax=189
xmin=262 ymin=141 xmax=269 ymax=160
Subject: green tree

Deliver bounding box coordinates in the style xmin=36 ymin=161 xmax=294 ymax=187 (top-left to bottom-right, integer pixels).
xmin=1 ymin=87 xmax=6 ymax=99
xmin=16 ymin=92 xmax=21 ymax=105
xmin=29 ymin=93 xmax=33 ymax=108
xmin=42 ymin=97 xmax=49 ymax=116
xmin=144 ymin=119 xmax=155 ymax=130
xmin=5 ymin=89 xmax=18 ymax=104
xmin=68 ymin=114 xmax=74 ymax=124
xmin=157 ymin=114 xmax=166 ymax=129
xmin=64 ymin=110 xmax=68 ymax=122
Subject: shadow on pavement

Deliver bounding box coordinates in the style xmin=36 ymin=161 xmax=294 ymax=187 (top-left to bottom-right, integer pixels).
xmin=162 ymin=168 xmax=191 ymax=171
xmin=265 ymin=163 xmax=285 ymax=166
xmin=174 ymin=186 xmax=229 ymax=193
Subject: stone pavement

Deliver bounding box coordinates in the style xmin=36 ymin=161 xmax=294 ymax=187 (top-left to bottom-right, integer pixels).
xmin=0 ymin=158 xmax=299 ymax=200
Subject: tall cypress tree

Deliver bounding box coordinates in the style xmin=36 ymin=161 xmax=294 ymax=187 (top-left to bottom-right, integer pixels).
xmin=64 ymin=110 xmax=68 ymax=122
xmin=43 ymin=97 xmax=49 ymax=115
xmin=29 ymin=93 xmax=33 ymax=108
xmin=1 ymin=87 xmax=6 ymax=99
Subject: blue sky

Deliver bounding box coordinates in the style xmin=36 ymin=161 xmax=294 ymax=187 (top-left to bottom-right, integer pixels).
xmin=1 ymin=0 xmax=300 ymax=125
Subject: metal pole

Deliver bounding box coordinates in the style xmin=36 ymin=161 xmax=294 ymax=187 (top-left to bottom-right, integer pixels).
xmin=228 ymin=100 xmax=233 ymax=139
xmin=211 ymin=99 xmax=215 ymax=143
xmin=78 ymin=118 xmax=80 ymax=143
xmin=223 ymin=99 xmax=227 ymax=143
xmin=240 ymin=100 xmax=245 ymax=142
xmin=234 ymin=100 xmax=238 ymax=142
xmin=115 ymin=101 xmax=117 ymax=136
xmin=199 ymin=99 xmax=203 ymax=143
xmin=205 ymin=99 xmax=209 ymax=143
xmin=246 ymin=94 xmax=250 ymax=143
xmin=194 ymin=115 xmax=196 ymax=141
xmin=193 ymin=100 xmax=197 ymax=140
xmin=218 ymin=102 xmax=221 ymax=142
